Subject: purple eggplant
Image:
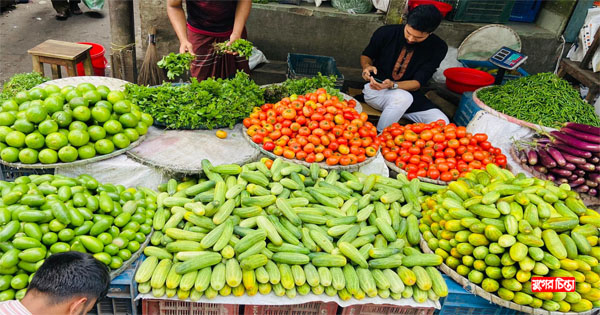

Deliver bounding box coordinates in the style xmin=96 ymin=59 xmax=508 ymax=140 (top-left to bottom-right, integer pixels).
xmin=546 ymin=174 xmax=556 ymax=181
xmin=532 ymin=165 xmax=548 ymax=174
xmin=550 ymin=168 xmax=572 ymax=177
xmin=556 ymin=177 xmax=569 ymax=184
xmin=564 ymin=163 xmax=576 ymax=171
xmin=569 ymin=177 xmax=586 ymax=187
xmin=517 ymin=150 xmax=528 ymax=165
xmin=564 ymin=122 xmax=600 ymax=136
xmin=546 ymin=146 xmax=566 ymax=167
xmin=576 ymin=163 xmax=596 ymax=172
xmin=586 ymin=179 xmax=598 ymax=188
xmin=536 ymin=137 xmax=551 ymax=144
xmin=575 ymin=170 xmax=587 ymax=177
xmin=589 ymin=188 xmax=598 ymax=196
xmin=569 ymin=174 xmax=579 ymax=181
xmin=575 ymin=185 xmax=590 ymax=193
xmin=551 ymin=131 xmax=600 ymax=153
xmin=527 ymin=149 xmax=538 ymax=165
xmin=556 ymin=149 xmax=588 ymax=165
xmin=590 ymin=157 xmax=600 ymax=164
xmin=537 ymin=148 xmax=557 ymax=168
xmin=589 ymin=173 xmax=600 ymax=183
xmin=561 ymin=127 xmax=600 ymax=144
xmin=553 ymin=142 xmax=593 ymax=159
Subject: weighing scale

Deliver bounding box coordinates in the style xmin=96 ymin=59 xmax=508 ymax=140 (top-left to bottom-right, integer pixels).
xmin=489 ymin=46 xmax=528 ymax=85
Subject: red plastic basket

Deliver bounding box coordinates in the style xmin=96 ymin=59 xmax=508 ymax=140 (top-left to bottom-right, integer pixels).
xmin=443 ymin=67 xmax=495 ymax=94
xmin=342 ymin=304 xmax=436 ymax=315
xmin=408 ymin=0 xmax=453 ymax=17
xmin=141 ymin=299 xmax=240 ymax=315
xmin=244 ymin=302 xmax=337 ymax=315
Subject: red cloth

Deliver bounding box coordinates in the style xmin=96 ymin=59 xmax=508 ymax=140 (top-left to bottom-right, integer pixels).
xmin=186 ymin=0 xmax=238 ymax=34
xmin=187 ymin=28 xmax=250 ymax=81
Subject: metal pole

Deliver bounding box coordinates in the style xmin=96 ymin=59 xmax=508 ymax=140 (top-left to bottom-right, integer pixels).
xmin=108 ymin=0 xmax=137 ymax=83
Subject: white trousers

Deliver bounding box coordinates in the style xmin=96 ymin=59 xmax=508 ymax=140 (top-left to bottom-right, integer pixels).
xmin=363 ymin=83 xmax=449 ymax=132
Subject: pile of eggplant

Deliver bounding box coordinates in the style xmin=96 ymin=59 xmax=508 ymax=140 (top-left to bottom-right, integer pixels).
xmin=514 ymin=122 xmax=600 ymax=197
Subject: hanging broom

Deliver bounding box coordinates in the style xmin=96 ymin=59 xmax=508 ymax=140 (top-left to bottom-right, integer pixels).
xmin=137 ymin=27 xmax=166 ymax=86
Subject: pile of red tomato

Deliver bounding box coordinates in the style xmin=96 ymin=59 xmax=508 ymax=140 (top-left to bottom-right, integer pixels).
xmin=243 ymin=89 xmax=380 ymax=166
xmin=380 ymin=120 xmax=507 ymax=182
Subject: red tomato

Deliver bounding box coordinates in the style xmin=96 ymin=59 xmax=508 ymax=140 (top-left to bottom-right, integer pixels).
xmin=474 ymin=133 xmax=488 ymax=143
xmin=427 ymin=168 xmax=440 ymax=179
xmin=383 ymin=152 xmax=398 ymax=162
xmin=440 ymin=171 xmax=453 ymax=182
xmin=263 ymin=142 xmax=275 ymax=151
xmin=479 ymin=141 xmax=492 ymax=151
xmin=252 ymin=134 xmax=263 ymax=144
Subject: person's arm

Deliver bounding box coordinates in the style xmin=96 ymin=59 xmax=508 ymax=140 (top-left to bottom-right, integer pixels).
xmin=229 ymin=0 xmax=252 ymax=43
xmin=361 ymin=55 xmax=377 ymax=81
xmin=370 ymin=79 xmax=420 ymax=91
xmin=167 ymin=0 xmax=194 ymax=54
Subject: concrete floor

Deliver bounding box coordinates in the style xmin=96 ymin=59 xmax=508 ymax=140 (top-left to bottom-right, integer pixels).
xmin=0 ymin=0 xmax=143 ymax=85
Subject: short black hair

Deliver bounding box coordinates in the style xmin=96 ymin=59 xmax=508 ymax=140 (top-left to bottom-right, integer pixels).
xmin=27 ymin=252 xmax=110 ymax=305
xmin=407 ymin=4 xmax=443 ymax=33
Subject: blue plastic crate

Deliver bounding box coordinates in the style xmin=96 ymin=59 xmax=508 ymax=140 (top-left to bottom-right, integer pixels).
xmin=0 ymin=164 xmax=54 ymax=181
xmin=509 ymin=0 xmax=542 ymax=22
xmin=453 ymin=92 xmax=480 ymax=127
xmin=89 ymin=257 xmax=141 ymax=315
xmin=437 ymin=275 xmax=524 ymax=315
xmin=287 ymin=53 xmax=344 ymax=89
xmin=459 ymin=60 xmax=529 ymax=84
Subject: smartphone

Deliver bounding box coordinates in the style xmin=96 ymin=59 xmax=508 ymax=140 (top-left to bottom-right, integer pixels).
xmin=372 ymin=77 xmax=384 ymax=83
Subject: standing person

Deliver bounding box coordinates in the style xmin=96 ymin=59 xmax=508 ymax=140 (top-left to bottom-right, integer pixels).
xmin=167 ymin=0 xmax=252 ymax=81
xmin=51 ymin=0 xmax=82 ymax=20
xmin=361 ymin=4 xmax=449 ymax=132
xmin=0 ymin=251 xmax=110 ymax=315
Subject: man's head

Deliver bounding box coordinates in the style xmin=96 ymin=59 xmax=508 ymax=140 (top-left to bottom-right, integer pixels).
xmin=23 ymin=252 xmax=110 ymax=315
xmin=405 ymin=4 xmax=443 ymax=44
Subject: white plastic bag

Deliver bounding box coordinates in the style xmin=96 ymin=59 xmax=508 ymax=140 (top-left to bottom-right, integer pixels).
xmin=432 ymin=47 xmax=462 ymax=84
xmin=567 ymin=8 xmax=600 ymax=72
xmin=249 ymin=47 xmax=268 ymax=70
xmin=372 ymin=0 xmax=389 ymax=12
xmin=466 ymin=111 xmax=536 ymax=176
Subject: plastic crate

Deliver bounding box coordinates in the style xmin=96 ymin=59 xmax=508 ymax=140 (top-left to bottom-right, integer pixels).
xmin=245 ymin=302 xmax=337 ymax=315
xmin=88 ymin=258 xmax=141 ymax=315
xmin=453 ymin=92 xmax=480 ymax=127
xmin=509 ymin=0 xmax=542 ymax=22
xmin=438 ymin=0 xmax=516 ymax=23
xmin=141 ymin=299 xmax=240 ymax=315
xmin=436 ymin=275 xmax=524 ymax=315
xmin=342 ymin=304 xmax=435 ymax=315
xmin=286 ymin=53 xmax=344 ymax=89
xmin=0 ymin=164 xmax=54 ymax=181
xmin=459 ymin=60 xmax=529 ymax=85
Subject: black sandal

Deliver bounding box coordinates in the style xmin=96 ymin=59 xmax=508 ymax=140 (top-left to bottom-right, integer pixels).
xmin=56 ymin=11 xmax=69 ymax=20
xmin=70 ymin=3 xmax=82 ymax=15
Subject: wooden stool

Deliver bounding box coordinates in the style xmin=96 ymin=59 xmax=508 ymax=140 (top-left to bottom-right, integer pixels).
xmin=557 ymin=31 xmax=600 ymax=103
xmin=27 ymin=40 xmax=94 ymax=79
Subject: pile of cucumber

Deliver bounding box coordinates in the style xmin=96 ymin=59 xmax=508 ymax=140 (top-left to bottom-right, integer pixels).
xmin=0 ymin=174 xmax=157 ymax=301
xmin=421 ymin=163 xmax=600 ymax=312
xmin=135 ymin=158 xmax=448 ymax=303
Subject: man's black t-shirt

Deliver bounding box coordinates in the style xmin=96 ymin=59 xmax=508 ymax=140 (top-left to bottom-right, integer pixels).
xmin=362 ymin=24 xmax=448 ymax=87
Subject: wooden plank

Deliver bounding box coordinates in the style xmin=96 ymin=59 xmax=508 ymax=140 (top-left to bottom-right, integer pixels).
xmin=51 ymin=64 xmax=62 ymax=79
xmin=82 ymin=52 xmax=94 ymax=76
xmin=561 ymin=59 xmax=600 ymax=87
xmin=27 ymin=40 xmax=91 ymax=60
xmin=581 ymin=31 xmax=600 ymax=69
xmin=31 ymin=55 xmax=43 ymax=75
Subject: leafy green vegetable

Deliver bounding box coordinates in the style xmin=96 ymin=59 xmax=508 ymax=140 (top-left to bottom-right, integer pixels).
xmin=477 ymin=73 xmax=600 ymax=128
xmin=157 ymin=52 xmax=195 ymax=80
xmin=214 ymin=39 xmax=253 ymax=59
xmin=0 ymin=72 xmax=49 ymax=102
xmin=262 ymin=73 xmax=343 ymax=103
xmin=124 ymin=71 xmax=264 ymax=130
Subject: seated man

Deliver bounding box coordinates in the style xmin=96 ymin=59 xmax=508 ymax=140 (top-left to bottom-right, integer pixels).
xmin=0 ymin=251 xmax=110 ymax=315
xmin=361 ymin=4 xmax=449 ymax=132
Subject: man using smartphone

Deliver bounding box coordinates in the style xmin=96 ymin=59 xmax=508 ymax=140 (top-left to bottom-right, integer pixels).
xmin=361 ymin=4 xmax=449 ymax=132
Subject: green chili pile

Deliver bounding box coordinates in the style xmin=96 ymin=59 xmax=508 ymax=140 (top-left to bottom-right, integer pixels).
xmin=476 ymin=72 xmax=600 ymax=128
